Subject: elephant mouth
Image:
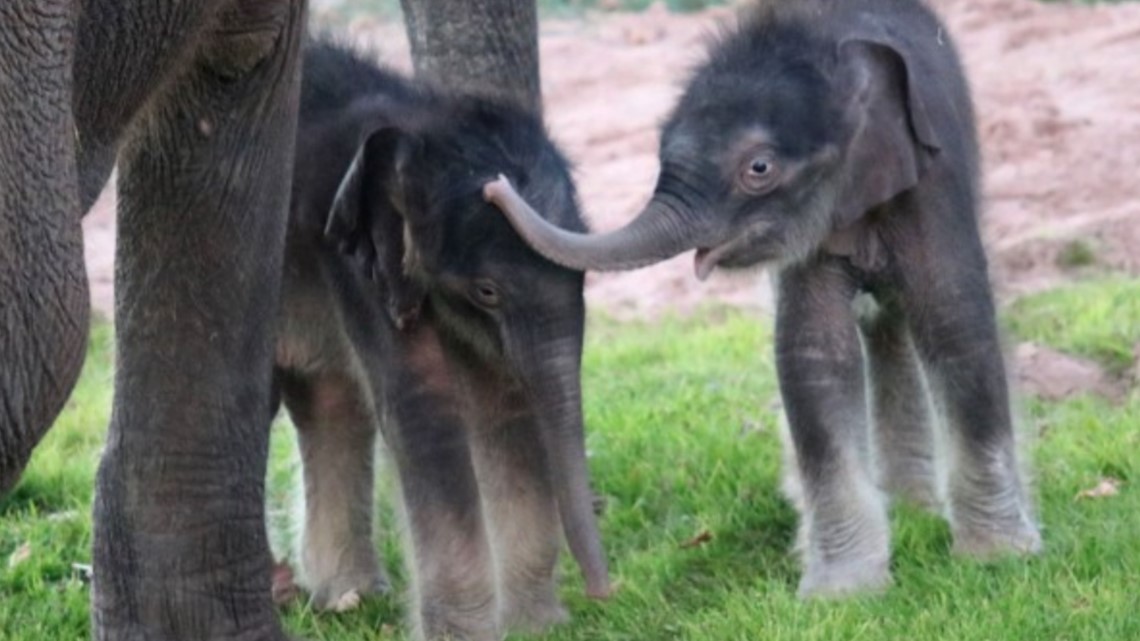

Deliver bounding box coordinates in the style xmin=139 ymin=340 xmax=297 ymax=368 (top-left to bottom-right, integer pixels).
xmin=694 ymin=244 xmax=734 ymax=281
xmin=693 ymin=222 xmax=775 ymax=281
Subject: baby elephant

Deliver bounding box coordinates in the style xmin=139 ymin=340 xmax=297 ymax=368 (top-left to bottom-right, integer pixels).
xmin=273 ymin=41 xmax=609 ymax=640
xmin=489 ymin=0 xmax=1041 ymax=597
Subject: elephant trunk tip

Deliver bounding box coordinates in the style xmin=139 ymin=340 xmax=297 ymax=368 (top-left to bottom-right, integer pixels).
xmin=482 ymin=173 xmax=511 ymax=204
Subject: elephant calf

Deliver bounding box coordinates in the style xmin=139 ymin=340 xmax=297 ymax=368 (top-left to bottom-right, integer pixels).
xmin=272 ymin=41 xmax=608 ymax=640
xmin=489 ymin=0 xmax=1041 ymax=597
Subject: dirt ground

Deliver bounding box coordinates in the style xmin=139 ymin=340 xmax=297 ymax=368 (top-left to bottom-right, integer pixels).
xmin=82 ymin=0 xmax=1140 ymax=390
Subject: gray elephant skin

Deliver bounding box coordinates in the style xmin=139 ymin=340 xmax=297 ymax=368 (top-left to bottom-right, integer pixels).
xmin=0 ymin=0 xmax=573 ymax=640
xmin=275 ymin=40 xmax=607 ymax=639
xmin=490 ymin=0 xmax=1043 ymax=597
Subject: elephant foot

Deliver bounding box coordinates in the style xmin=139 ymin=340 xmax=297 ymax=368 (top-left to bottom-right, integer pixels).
xmin=952 ymin=519 xmax=1042 ymax=559
xmin=418 ymin=595 xmax=501 ymax=641
xmin=797 ymin=529 xmax=893 ymax=598
xmin=500 ymin=586 xmax=569 ymax=635
xmin=307 ymin=570 xmax=391 ymax=612
xmin=797 ymin=551 xmax=892 ymax=599
xmin=949 ymin=480 xmax=1042 ymax=559
xmin=795 ymin=479 xmax=892 ymax=599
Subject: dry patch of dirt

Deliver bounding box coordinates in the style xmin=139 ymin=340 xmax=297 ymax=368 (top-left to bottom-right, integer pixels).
xmin=1013 ymin=342 xmax=1129 ymax=403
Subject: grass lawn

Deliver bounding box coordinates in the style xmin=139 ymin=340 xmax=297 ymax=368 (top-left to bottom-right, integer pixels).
xmin=2 ymin=279 xmax=1138 ymax=640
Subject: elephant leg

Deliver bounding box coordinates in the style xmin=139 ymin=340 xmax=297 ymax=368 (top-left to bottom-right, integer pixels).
xmin=774 ymin=259 xmax=891 ymax=598
xmin=900 ymin=261 xmax=1041 ymax=558
xmin=464 ymin=380 xmax=565 ymax=634
xmin=91 ymin=2 xmax=306 ymax=639
xmin=856 ymin=294 xmax=940 ymax=510
xmin=280 ymin=370 xmax=388 ymax=611
xmin=387 ymin=325 xmax=498 ymax=641
xmin=0 ymin=1 xmax=90 ymax=497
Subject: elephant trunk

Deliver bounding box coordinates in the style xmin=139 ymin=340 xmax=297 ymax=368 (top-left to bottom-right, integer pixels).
xmin=484 ymin=175 xmax=706 ymax=273
xmin=527 ymin=325 xmax=611 ymax=599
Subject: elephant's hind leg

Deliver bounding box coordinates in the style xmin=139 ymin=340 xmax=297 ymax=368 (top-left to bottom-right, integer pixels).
xmin=280 ymin=367 xmax=392 ymax=606
xmin=857 ymin=294 xmax=941 ymax=510
xmin=281 ymin=369 xmax=389 ymax=611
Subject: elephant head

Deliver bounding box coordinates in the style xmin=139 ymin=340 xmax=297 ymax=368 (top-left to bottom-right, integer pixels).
xmin=484 ymin=10 xmax=942 ymax=279
xmin=322 ymin=96 xmax=611 ymax=599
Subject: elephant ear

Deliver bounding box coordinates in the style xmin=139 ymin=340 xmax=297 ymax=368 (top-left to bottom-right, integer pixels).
xmin=832 ymin=27 xmax=941 ymax=228
xmin=325 ymin=128 xmax=429 ymax=330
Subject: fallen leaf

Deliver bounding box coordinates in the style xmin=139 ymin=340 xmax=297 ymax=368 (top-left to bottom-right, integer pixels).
xmin=7 ymin=543 xmax=31 ymax=568
xmin=47 ymin=510 xmax=79 ymax=522
xmin=680 ymin=530 xmax=713 ymax=549
xmin=1075 ymin=478 xmax=1122 ymax=500
xmin=331 ymin=589 xmax=362 ymax=613
xmin=72 ymin=563 xmax=94 ymax=583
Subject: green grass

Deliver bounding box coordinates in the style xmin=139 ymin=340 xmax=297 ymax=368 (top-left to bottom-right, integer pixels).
xmin=2 ymin=280 xmax=1139 ymax=640
xmin=1005 ymin=278 xmax=1140 ymax=376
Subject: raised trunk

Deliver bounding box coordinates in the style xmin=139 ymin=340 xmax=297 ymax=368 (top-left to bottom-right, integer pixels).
xmin=0 ymin=0 xmax=89 ymax=496
xmin=400 ymin=0 xmax=541 ymax=115
xmin=485 ymin=176 xmax=705 ymax=273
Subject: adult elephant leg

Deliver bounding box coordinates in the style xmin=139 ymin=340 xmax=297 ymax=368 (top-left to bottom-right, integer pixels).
xmin=857 ymin=295 xmax=940 ymax=509
xmin=460 ymin=373 xmax=566 ymax=634
xmin=401 ymin=0 xmax=540 ymax=114
xmin=72 ymin=0 xmax=236 ymax=210
xmin=0 ymin=1 xmax=89 ymax=496
xmin=91 ymin=2 xmax=306 ymax=639
xmin=774 ymin=258 xmax=890 ymax=598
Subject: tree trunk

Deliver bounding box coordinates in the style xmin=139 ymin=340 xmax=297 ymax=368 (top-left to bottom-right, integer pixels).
xmin=400 ymin=0 xmax=541 ymax=115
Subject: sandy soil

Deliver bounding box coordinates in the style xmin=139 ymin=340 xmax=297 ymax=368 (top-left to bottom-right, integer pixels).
xmin=81 ymin=0 xmax=1140 ymax=392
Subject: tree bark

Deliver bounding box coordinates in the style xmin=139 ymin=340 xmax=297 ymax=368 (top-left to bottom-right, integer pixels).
xmin=400 ymin=0 xmax=541 ymax=115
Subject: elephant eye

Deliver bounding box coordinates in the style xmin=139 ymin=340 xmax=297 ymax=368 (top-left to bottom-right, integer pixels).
xmin=739 ymin=151 xmax=781 ymax=195
xmin=471 ymin=279 xmax=501 ymax=308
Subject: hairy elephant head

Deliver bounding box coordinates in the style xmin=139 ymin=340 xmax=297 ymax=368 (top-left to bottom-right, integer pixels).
xmin=485 ymin=7 xmax=943 ymax=279
xmin=322 ymin=95 xmax=610 ymax=599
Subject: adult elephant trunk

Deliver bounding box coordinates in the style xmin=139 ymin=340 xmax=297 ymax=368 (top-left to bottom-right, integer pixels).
xmin=484 ymin=175 xmax=709 ymax=273
xmin=524 ymin=321 xmax=611 ymax=599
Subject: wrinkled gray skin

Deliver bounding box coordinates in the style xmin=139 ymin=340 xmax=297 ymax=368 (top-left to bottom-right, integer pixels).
xmin=0 ymin=1 xmax=560 ymax=639
xmin=490 ymin=0 xmax=1042 ymax=597
xmin=276 ymin=41 xmax=606 ymax=640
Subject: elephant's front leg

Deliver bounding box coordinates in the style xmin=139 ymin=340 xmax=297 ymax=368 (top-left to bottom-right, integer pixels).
xmin=774 ymin=259 xmax=891 ymax=598
xmin=91 ymin=3 xmax=306 ymax=639
xmin=463 ymin=377 xmax=566 ymax=634
xmin=0 ymin=1 xmax=89 ymax=496
xmin=280 ymin=369 xmax=389 ymax=611
xmin=901 ymin=258 xmax=1041 ymax=558
xmin=387 ymin=325 xmax=498 ymax=641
